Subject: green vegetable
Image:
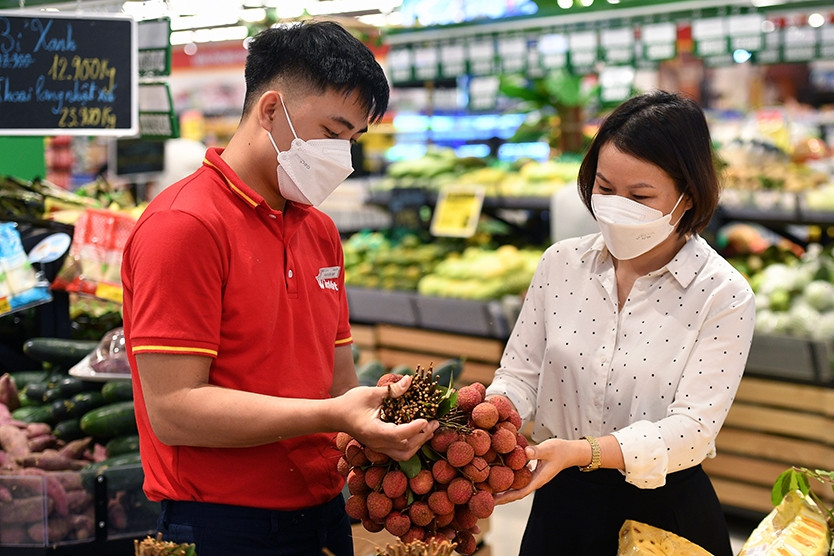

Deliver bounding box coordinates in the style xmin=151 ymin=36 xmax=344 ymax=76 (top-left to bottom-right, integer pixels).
xmin=81 ymin=452 xmax=143 ymax=492
xmin=100 ymin=380 xmax=134 ymax=403
xmin=11 ymin=404 xmax=53 ymax=424
xmin=53 ymin=419 xmax=85 ymax=442
xmin=105 ymin=434 xmax=140 ymax=458
xmin=80 ymin=401 xmax=137 ymax=439
xmin=7 ymin=371 xmax=49 ymax=390
xmin=22 ymin=338 xmax=98 ymax=367
xmin=356 ymin=360 xmax=387 ymax=387
xmin=432 ymin=358 xmax=464 ymax=388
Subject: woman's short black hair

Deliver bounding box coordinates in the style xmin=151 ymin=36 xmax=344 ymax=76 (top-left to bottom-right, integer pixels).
xmin=242 ymin=20 xmax=389 ymax=123
xmin=577 ymin=90 xmax=720 ymax=236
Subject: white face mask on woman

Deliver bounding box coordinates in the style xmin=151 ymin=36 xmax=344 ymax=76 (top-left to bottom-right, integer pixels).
xmin=266 ymin=96 xmax=354 ymax=206
xmin=591 ymin=193 xmax=685 ymax=260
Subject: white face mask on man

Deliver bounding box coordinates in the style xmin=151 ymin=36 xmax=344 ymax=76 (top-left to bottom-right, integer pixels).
xmin=266 ymin=95 xmax=354 ymax=206
xmin=591 ymin=193 xmax=686 ymax=260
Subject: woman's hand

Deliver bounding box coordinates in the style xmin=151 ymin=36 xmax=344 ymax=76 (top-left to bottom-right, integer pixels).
xmin=331 ymin=375 xmax=439 ymax=461
xmin=493 ymin=438 xmax=576 ymax=505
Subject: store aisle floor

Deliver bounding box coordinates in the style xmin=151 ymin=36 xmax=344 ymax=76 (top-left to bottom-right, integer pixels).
xmin=485 ymin=495 xmax=757 ymax=555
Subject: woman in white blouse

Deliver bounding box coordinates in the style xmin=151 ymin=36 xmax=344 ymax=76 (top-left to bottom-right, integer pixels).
xmin=486 ymin=90 xmax=755 ymax=555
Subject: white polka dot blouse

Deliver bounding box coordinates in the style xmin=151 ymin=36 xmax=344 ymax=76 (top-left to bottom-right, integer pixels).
xmin=485 ymin=233 xmax=756 ymax=488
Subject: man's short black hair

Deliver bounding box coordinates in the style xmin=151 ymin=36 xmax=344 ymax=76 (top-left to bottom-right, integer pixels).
xmin=243 ymin=20 xmax=389 ymax=123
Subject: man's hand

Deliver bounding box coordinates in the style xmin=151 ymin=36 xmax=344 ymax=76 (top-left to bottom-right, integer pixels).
xmin=333 ymin=375 xmax=439 ymax=461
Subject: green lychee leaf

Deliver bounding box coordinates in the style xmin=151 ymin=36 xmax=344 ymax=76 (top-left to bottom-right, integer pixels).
xmin=437 ymin=396 xmax=455 ymax=418
xmin=421 ymin=444 xmax=441 ymax=462
xmin=398 ymin=453 xmax=423 ymax=479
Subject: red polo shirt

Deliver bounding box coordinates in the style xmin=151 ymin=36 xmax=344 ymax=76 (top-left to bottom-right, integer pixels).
xmin=121 ymin=147 xmax=351 ymax=510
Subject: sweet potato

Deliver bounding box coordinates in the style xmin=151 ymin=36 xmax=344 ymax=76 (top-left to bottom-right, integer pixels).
xmin=0 ymin=423 xmax=29 ymax=459
xmin=25 ymin=422 xmax=52 ymax=438
xmin=108 ymin=497 xmax=128 ymax=530
xmin=70 ymin=513 xmax=95 ymax=540
xmin=18 ymin=449 xmax=87 ymax=471
xmin=53 ymin=471 xmax=83 ymax=491
xmin=27 ymin=514 xmax=74 ymax=543
xmin=0 ymin=522 xmax=27 ymax=544
xmin=0 ymin=402 xmax=12 ymax=424
xmin=0 ymin=373 xmax=20 ymax=411
xmin=65 ymin=488 xmax=93 ymax=512
xmin=0 ymin=484 xmax=11 ymax=502
xmin=28 ymin=433 xmax=58 ymax=452
xmin=57 ymin=436 xmax=92 ymax=460
xmin=1 ymin=494 xmax=52 ymax=524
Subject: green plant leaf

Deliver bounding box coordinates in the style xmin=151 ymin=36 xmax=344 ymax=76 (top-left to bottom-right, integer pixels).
xmin=398 ymin=453 xmax=423 ymax=479
xmin=421 ymin=444 xmax=441 ymax=462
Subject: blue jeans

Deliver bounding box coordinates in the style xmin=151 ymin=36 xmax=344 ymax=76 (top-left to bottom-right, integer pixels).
xmin=156 ymin=494 xmax=353 ymax=556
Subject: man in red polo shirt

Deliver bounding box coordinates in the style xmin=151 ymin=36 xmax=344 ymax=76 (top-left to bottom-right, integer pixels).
xmin=121 ymin=21 xmax=437 ymax=555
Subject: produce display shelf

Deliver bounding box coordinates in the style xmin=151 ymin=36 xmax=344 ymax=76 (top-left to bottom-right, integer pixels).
xmin=346 ymin=286 xmax=510 ymax=339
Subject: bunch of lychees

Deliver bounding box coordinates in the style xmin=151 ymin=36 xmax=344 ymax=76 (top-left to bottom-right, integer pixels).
xmin=335 ymin=364 xmax=531 ymax=555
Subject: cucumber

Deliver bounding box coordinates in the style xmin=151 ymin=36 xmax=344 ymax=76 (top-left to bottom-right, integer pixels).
xmin=8 ymin=371 xmax=49 ymax=390
xmin=80 ymin=401 xmax=137 ymax=439
xmin=391 ymin=364 xmax=414 ymax=376
xmin=81 ymin=452 xmax=143 ymax=492
xmin=54 ymin=376 xmax=100 ymax=397
xmin=356 ymin=360 xmax=387 ymax=387
xmin=105 ymin=434 xmax=141 ymax=458
xmin=11 ymin=404 xmax=53 ymax=424
xmin=53 ymin=419 xmax=85 ymax=442
xmin=21 ymin=381 xmax=50 ymax=403
xmin=432 ymin=358 xmax=464 ymax=388
xmin=101 ymin=380 xmax=134 ymax=403
xmin=351 ymin=343 xmax=361 ymax=364
xmin=52 ymin=391 xmax=106 ymax=421
xmin=22 ymin=337 xmax=98 ymax=367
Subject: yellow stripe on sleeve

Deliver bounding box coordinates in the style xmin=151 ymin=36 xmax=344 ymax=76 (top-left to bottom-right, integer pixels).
xmin=132 ymin=345 xmax=218 ymax=357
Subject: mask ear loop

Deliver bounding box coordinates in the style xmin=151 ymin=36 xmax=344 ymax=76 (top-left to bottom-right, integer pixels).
xmin=669 ymin=193 xmax=686 ymax=227
xmin=278 ymin=95 xmax=299 ymax=139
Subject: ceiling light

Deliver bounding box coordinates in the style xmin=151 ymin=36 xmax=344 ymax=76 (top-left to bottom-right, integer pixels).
xmin=808 ymin=13 xmax=825 ymax=28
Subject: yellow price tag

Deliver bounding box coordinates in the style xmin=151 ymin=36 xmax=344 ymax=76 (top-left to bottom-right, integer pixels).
xmin=430 ymin=186 xmax=485 ymax=238
xmin=95 ymin=282 xmax=124 ymax=304
xmin=0 ymin=297 xmax=10 ymax=315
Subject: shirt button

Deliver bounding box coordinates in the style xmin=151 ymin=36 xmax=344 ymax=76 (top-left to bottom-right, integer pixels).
xmin=269 ymin=214 xmax=277 ymax=219
xmin=288 ymin=269 xmax=293 ymax=278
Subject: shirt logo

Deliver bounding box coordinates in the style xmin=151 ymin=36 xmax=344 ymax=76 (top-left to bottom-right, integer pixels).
xmin=316 ymin=266 xmax=340 ymax=291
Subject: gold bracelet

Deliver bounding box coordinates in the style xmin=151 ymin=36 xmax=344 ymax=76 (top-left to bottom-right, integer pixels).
xmin=578 ymin=435 xmax=601 ymax=472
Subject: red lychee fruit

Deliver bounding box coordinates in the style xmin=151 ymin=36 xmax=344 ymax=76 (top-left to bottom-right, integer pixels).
xmin=468 ymin=489 xmax=495 ymax=519
xmin=364 ymin=465 xmax=387 ymax=490
xmin=452 ymin=506 xmax=478 ymax=530
xmin=471 ymin=402 xmax=499 ymax=429
xmin=384 ymin=512 xmax=411 ymax=537
xmin=507 ymin=409 xmax=523 ymax=430
xmin=447 ymin=476 xmax=474 ymax=505
xmin=488 ymin=465 xmax=515 ymax=492
xmin=462 ymin=456 xmax=490 ymax=483
xmin=336 ymin=456 xmax=350 ymax=477
xmin=429 ymin=427 xmax=459 ymax=453
xmin=504 ymin=446 xmax=528 ymax=471
xmin=362 ymin=517 xmax=384 ymax=532
xmin=512 ymin=466 xmax=533 ymax=490
xmin=455 ymin=385 xmax=483 ymax=413
xmin=345 ymin=440 xmax=368 ymax=467
xmin=481 ymin=447 xmax=498 ymax=463
xmin=347 ymin=468 xmax=369 ymax=495
xmin=435 ymin=512 xmax=455 ymax=528
xmin=428 ymin=490 xmax=455 ymax=516
xmin=345 ymin=494 xmax=368 ymax=520
xmin=516 ymin=433 xmax=529 ymax=449
xmin=367 ymin=491 xmax=393 ymax=522
xmin=408 ymin=501 xmax=435 ymax=527
xmin=408 ymin=469 xmax=434 ymax=496
xmin=486 ymin=396 xmax=514 ymax=421
xmin=364 ymin=446 xmax=391 ymax=465
xmin=401 ymin=525 xmax=426 ymax=544
xmin=491 ymin=427 xmax=517 ymax=454
xmin=335 ymin=431 xmax=352 ymax=452
xmin=435 ymin=525 xmax=456 ymax=540
xmin=432 ymin=459 xmax=458 ymax=485
xmin=456 ymin=530 xmax=477 ymax=555
xmin=470 ymin=382 xmax=486 ymax=399
xmin=382 ymin=469 xmax=408 ymax=499
xmin=377 ymin=373 xmax=404 ymax=387
xmin=494 ymin=420 xmax=518 ymax=436
xmin=465 ymin=428 xmax=491 ymax=456
xmin=446 ymin=440 xmax=475 ymax=468
xmin=392 ymin=493 xmax=408 ymax=510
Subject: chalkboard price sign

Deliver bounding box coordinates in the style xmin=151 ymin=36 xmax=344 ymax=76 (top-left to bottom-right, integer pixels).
xmin=0 ymin=12 xmax=137 ymax=136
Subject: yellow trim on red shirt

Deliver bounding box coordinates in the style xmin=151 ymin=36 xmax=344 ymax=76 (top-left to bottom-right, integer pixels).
xmin=335 ymin=336 xmax=353 ymax=346
xmin=133 ymin=345 xmax=218 ymax=356
xmin=203 ymin=158 xmax=259 ymax=208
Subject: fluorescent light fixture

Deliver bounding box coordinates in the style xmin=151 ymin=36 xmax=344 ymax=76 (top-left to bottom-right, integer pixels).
xmin=808 ymin=13 xmax=825 ymax=28
xmin=170 ymin=25 xmax=249 ymax=45
xmin=558 ymin=0 xmax=573 ymax=8
xmin=171 ymin=12 xmax=240 ymax=31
